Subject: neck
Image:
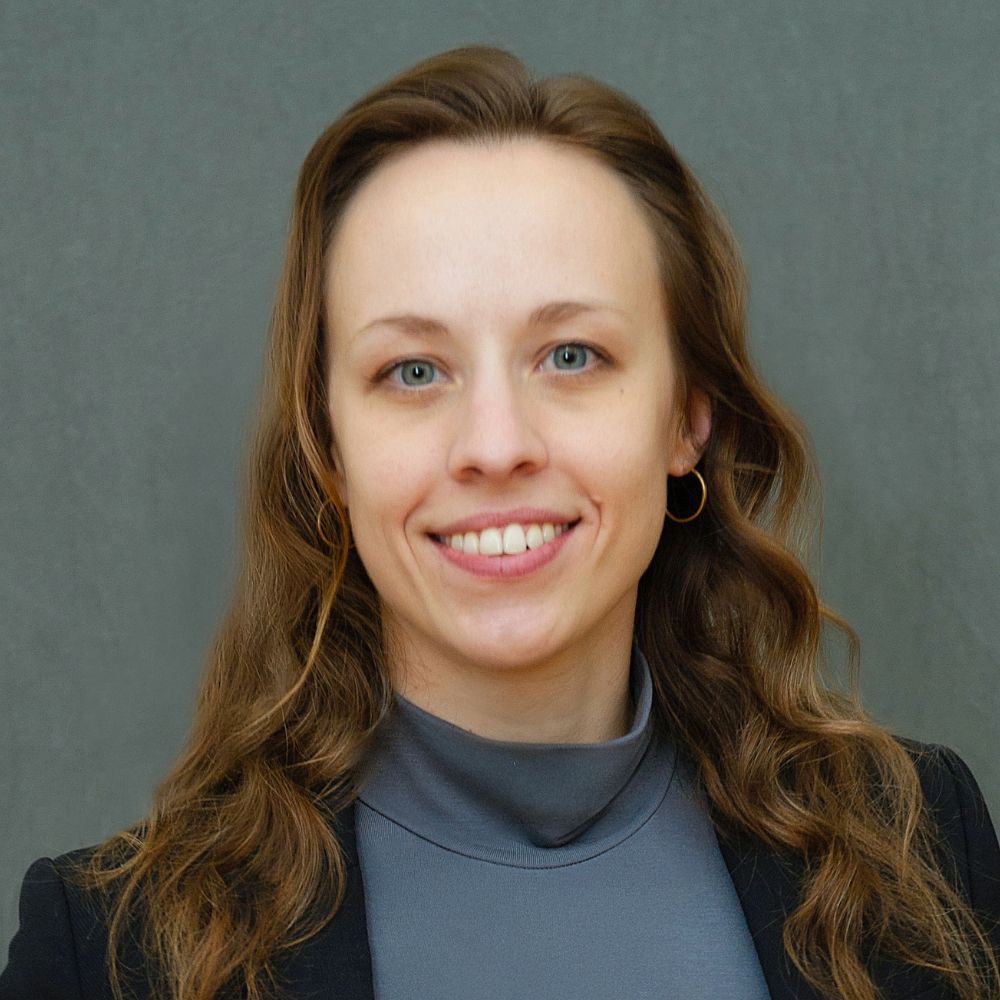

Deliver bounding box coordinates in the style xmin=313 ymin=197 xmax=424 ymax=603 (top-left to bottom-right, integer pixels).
xmin=387 ymin=628 xmax=636 ymax=744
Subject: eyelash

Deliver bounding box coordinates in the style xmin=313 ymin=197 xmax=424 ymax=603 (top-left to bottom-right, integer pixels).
xmin=374 ymin=342 xmax=609 ymax=392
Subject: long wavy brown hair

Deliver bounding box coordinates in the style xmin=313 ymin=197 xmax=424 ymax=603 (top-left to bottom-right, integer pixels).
xmin=68 ymin=44 xmax=998 ymax=1000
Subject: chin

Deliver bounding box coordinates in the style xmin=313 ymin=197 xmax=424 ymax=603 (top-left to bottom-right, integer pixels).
xmin=445 ymin=624 xmax=574 ymax=672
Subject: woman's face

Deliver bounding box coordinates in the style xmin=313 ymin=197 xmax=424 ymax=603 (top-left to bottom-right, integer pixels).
xmin=325 ymin=138 xmax=709 ymax=683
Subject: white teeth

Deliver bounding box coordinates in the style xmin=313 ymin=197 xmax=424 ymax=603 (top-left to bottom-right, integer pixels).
xmin=502 ymin=524 xmax=527 ymax=554
xmin=478 ymin=527 xmax=503 ymax=556
xmin=438 ymin=520 xmax=573 ymax=557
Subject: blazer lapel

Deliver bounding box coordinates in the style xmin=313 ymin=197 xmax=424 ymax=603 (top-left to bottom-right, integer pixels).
xmin=273 ymin=801 xmax=376 ymax=1000
xmin=714 ymin=824 xmax=824 ymax=1000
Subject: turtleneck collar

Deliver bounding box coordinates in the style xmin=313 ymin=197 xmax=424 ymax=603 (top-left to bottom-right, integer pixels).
xmin=355 ymin=643 xmax=677 ymax=868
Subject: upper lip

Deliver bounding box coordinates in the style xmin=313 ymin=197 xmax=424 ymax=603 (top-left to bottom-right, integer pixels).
xmin=430 ymin=507 xmax=579 ymax=536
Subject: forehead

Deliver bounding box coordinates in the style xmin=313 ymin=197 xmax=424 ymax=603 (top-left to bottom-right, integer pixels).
xmin=325 ymin=138 xmax=666 ymax=337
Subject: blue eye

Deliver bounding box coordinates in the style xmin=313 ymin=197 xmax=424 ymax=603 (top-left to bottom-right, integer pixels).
xmin=550 ymin=343 xmax=594 ymax=370
xmin=392 ymin=360 xmax=437 ymax=386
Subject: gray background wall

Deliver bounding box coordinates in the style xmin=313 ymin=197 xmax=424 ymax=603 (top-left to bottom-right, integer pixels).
xmin=2 ymin=0 xmax=998 ymax=952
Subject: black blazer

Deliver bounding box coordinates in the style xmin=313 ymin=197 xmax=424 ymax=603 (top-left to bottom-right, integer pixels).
xmin=2 ymin=741 xmax=998 ymax=1000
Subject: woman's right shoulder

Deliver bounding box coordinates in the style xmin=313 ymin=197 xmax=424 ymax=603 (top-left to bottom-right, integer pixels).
xmin=0 ymin=845 xmax=145 ymax=1000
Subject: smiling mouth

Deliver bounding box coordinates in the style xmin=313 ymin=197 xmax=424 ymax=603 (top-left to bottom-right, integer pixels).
xmin=429 ymin=518 xmax=581 ymax=556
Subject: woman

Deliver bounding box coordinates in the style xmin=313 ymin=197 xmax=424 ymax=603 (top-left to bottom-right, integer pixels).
xmin=2 ymin=44 xmax=998 ymax=1000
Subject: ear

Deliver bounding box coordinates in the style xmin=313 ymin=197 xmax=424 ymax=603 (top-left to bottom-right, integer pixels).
xmin=668 ymin=385 xmax=712 ymax=477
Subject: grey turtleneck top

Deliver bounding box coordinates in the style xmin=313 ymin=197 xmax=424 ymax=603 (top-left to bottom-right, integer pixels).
xmin=354 ymin=645 xmax=770 ymax=999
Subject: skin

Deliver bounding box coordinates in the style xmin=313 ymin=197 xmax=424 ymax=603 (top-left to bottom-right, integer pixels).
xmin=325 ymin=138 xmax=711 ymax=744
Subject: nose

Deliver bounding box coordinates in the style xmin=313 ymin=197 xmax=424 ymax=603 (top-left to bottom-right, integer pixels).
xmin=446 ymin=369 xmax=548 ymax=482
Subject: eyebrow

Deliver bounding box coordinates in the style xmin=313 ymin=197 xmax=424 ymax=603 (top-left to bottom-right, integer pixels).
xmin=353 ymin=299 xmax=625 ymax=341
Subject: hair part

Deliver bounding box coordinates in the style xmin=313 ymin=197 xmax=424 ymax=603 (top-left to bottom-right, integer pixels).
xmin=68 ymin=44 xmax=998 ymax=1000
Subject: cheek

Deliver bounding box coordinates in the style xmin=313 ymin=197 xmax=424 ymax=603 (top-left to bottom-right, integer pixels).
xmin=341 ymin=455 xmax=412 ymax=528
xmin=574 ymin=401 xmax=671 ymax=495
xmin=331 ymin=401 xmax=393 ymax=499
xmin=569 ymin=402 xmax=670 ymax=550
xmin=335 ymin=417 xmax=438 ymax=538
xmin=612 ymin=460 xmax=668 ymax=573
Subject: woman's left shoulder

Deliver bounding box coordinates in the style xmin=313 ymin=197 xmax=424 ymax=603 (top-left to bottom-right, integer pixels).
xmin=894 ymin=737 xmax=1000 ymax=917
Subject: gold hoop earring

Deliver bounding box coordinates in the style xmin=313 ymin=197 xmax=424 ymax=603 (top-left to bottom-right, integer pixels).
xmin=315 ymin=498 xmax=345 ymax=549
xmin=665 ymin=468 xmax=707 ymax=523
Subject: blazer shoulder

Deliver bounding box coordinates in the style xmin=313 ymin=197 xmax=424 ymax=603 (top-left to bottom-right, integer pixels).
xmin=897 ymin=738 xmax=1000 ymax=926
xmin=1 ymin=844 xmax=147 ymax=1000
xmin=0 ymin=853 xmax=87 ymax=999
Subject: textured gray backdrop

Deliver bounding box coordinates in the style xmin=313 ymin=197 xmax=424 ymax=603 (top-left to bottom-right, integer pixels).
xmin=2 ymin=0 xmax=998 ymax=951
